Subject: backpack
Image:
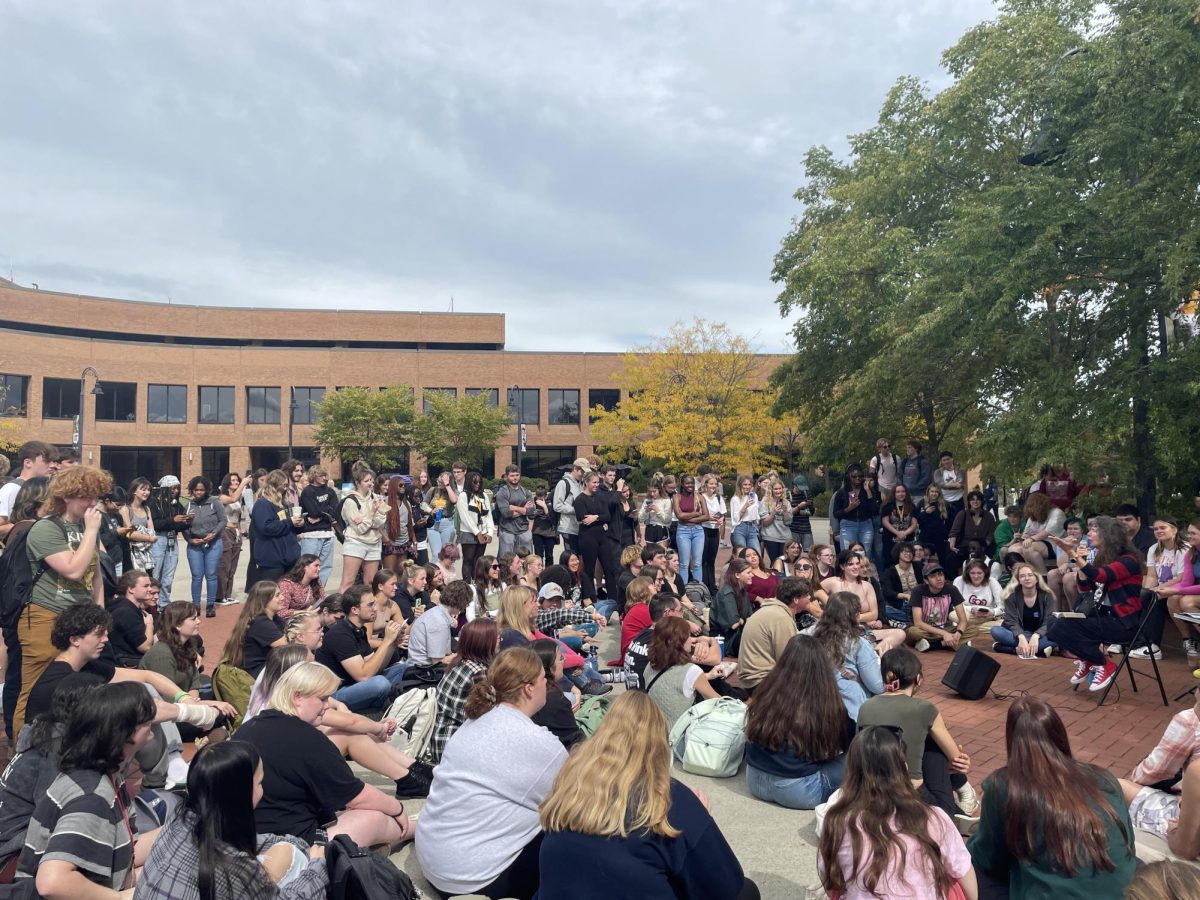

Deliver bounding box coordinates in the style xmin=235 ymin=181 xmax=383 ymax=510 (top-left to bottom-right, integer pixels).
xmin=0 ymin=518 xmax=66 ymax=630
xmin=574 ymin=693 xmax=612 ymax=737
xmin=211 ymin=663 xmax=256 ymax=729
xmin=683 ymin=580 xmax=712 ymax=611
xmin=667 ymin=696 xmax=748 ymax=778
xmin=385 ymin=686 xmax=438 ymax=760
xmin=324 ymin=834 xmax=418 ymax=900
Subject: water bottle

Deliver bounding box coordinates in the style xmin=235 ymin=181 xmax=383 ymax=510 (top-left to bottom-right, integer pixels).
xmin=716 ymin=635 xmax=725 ymax=659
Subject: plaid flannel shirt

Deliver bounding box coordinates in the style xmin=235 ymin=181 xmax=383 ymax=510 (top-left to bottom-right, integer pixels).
xmin=1132 ymin=708 xmax=1200 ymax=785
xmin=535 ymin=607 xmax=595 ymax=636
xmin=428 ymin=659 xmax=488 ymax=764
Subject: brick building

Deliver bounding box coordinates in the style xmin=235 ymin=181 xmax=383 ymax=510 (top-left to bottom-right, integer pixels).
xmin=0 ymin=278 xmax=783 ymax=487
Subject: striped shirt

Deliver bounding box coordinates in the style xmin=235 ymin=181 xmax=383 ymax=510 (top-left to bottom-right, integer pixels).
xmin=17 ymin=768 xmax=133 ymax=890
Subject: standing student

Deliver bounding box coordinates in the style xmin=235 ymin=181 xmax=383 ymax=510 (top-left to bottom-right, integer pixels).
xmin=338 ymin=462 xmax=388 ymax=592
xmin=149 ymin=475 xmax=189 ymax=606
xmin=672 ymin=475 xmax=708 ymax=586
xmin=759 ymin=478 xmax=793 ymax=567
xmin=216 ymin=472 xmax=247 ymax=604
xmin=573 ymin=471 xmax=610 ymax=602
xmin=831 ymin=465 xmax=878 ymax=561
xmin=729 ymin=476 xmax=762 ymax=553
xmin=120 ymin=477 xmax=158 ymax=578
xmin=456 ymin=471 xmax=495 ymax=583
xmin=184 ymin=477 xmax=227 ymax=618
xmin=949 ymin=491 xmax=997 ymax=568
xmin=915 ymin=484 xmax=952 ymax=571
xmin=639 ymin=479 xmax=674 ymax=547
xmin=494 ymin=465 xmax=535 ymax=557
xmin=250 ymin=471 xmax=302 ymax=584
xmin=424 ymin=472 xmax=458 ymax=560
xmin=298 ymin=465 xmax=339 ymax=589
xmin=699 ymin=474 xmax=727 ymax=592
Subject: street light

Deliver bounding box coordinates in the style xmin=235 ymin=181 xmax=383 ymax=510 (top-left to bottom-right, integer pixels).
xmin=507 ymin=385 xmax=525 ymax=477
xmin=77 ymin=367 xmax=104 ymax=456
xmin=287 ymin=387 xmax=297 ymax=460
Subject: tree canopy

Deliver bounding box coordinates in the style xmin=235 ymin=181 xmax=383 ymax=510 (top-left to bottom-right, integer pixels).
xmin=409 ymin=391 xmax=511 ymax=472
xmin=310 ymin=386 xmax=417 ymax=473
xmin=772 ymin=0 xmax=1200 ymax=516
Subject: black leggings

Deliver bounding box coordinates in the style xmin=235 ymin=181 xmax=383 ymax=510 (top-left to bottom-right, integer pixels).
xmin=461 ymin=542 xmax=486 ymax=583
xmin=762 ymin=539 xmax=786 ymax=567
xmin=477 ymin=832 xmax=543 ymax=900
xmin=920 ymin=736 xmax=968 ymax=817
xmin=702 ymin=526 xmax=720 ymax=593
xmin=577 ymin=528 xmax=606 ymax=601
xmin=532 ymin=533 xmax=557 ymax=568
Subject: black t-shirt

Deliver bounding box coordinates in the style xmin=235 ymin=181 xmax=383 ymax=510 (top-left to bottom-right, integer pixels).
xmin=233 ymin=710 xmax=364 ymax=844
xmin=315 ymin=619 xmax=378 ymax=687
xmin=531 ymin=686 xmax=584 ymax=749
xmin=106 ymin=598 xmax=148 ymax=667
xmin=25 ymin=658 xmax=115 ymax=724
xmin=624 ymin=625 xmax=654 ymax=691
xmin=242 ymin=614 xmax=284 ymax=678
xmin=393 ymin=587 xmax=417 ymax=624
xmin=907 ymin=584 xmax=965 ymax=631
xmin=573 ymin=493 xmax=610 ymax=533
xmin=1020 ymin=600 xmax=1045 ymax=634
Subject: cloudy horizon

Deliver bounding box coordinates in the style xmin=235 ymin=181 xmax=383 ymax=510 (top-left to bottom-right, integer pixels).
xmin=1 ymin=0 xmax=997 ymax=352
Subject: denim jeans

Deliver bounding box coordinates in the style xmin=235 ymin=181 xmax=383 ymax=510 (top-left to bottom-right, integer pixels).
xmin=731 ymin=521 xmax=761 ymax=552
xmin=332 ymin=661 xmax=409 ymax=712
xmin=299 ymin=535 xmax=335 ymax=588
xmin=593 ymin=599 xmax=618 ymax=622
xmin=838 ymin=519 xmax=875 ymax=558
xmin=676 ymin=524 xmax=704 ymax=584
xmin=498 ymin=529 xmax=533 ymax=557
xmin=426 ymin=518 xmax=457 ymax=560
xmin=151 ymin=535 xmax=180 ymax=608
xmin=991 ymin=626 xmax=1057 ymax=652
xmin=746 ymin=755 xmax=845 ymax=810
xmin=186 ymin=540 xmax=223 ymax=612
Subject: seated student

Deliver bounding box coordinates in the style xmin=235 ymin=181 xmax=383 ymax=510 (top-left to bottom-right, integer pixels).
xmin=1130 ymin=690 xmax=1200 ymax=790
xmin=497 ymin=585 xmax=606 ymax=695
xmin=905 ymin=563 xmax=974 ymax=651
xmin=613 ymin=544 xmax=644 ymax=613
xmin=970 ymin=696 xmax=1136 ymax=899
xmin=823 ymin=549 xmax=906 ymax=653
xmin=1120 ymin=739 xmax=1200 ymax=863
xmin=416 ymin=647 xmax=568 ymax=900
xmin=428 ymin=618 xmax=499 ymax=764
xmin=0 ymin=680 xmax=98 ymax=880
xmin=746 ymin=635 xmax=853 ymax=810
xmin=313 ymin=585 xmax=407 ymax=712
xmin=953 ymin=558 xmax=1004 ymax=629
xmin=530 ymin=639 xmax=585 ymax=750
xmin=407 ymin=578 xmax=470 ymax=668
xmin=233 ymin=662 xmax=412 ymax=849
xmin=623 ymin=593 xmax=686 ymax=691
xmin=990 ymin=563 xmax=1057 ymax=658
xmin=879 ymin=542 xmax=920 ymax=626
xmin=223 ymin=581 xmax=288 ymax=678
xmin=139 ymin=601 xmax=229 ymax=744
xmin=137 ymin=741 xmax=328 ymax=900
xmin=539 ymin=691 xmax=760 ymax=900
xmin=818 ymin=726 xmax=977 ymax=900
xmin=712 ymin=559 xmax=756 ymax=646
xmin=812 ymin=591 xmax=885 ymax=721
xmin=16 ymin=682 xmax=160 ymax=898
xmin=858 ymin=648 xmax=977 ymax=825
xmin=643 ymin=618 xmax=724 ymax=729
xmin=534 ymin=583 xmax=607 ymax=654
xmin=105 ymin=569 xmax=155 ymax=667
xmin=275 ymin=554 xmax=324 ymax=620
xmin=737 ymin=577 xmax=811 ymax=692
xmin=620 ymin=576 xmax=658 ymax=659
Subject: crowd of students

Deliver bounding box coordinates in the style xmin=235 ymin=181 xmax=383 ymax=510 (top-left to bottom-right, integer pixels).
xmin=1 ymin=438 xmax=1199 ymax=898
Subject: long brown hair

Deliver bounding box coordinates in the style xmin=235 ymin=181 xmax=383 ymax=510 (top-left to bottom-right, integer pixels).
xmin=221 ymin=581 xmax=278 ymax=670
xmin=818 ymin=726 xmax=955 ymax=897
xmin=463 ymin=646 xmax=542 ymax=720
xmin=157 ymin=601 xmax=201 ymax=678
xmin=999 ymin=695 xmax=1131 ymax=876
xmin=812 ymin=591 xmax=864 ymax=665
xmin=747 ymin=635 xmax=846 ymax=760
xmin=647 ymin=616 xmax=693 ymax=672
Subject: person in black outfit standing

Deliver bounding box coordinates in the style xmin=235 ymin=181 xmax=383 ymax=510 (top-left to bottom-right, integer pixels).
xmin=597 ymin=465 xmax=625 ymax=601
xmin=573 ymin=472 xmax=611 ymax=603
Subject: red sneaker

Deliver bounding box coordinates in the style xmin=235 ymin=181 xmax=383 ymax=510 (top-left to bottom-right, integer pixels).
xmin=1069 ymin=659 xmax=1091 ymax=685
xmin=1089 ymin=660 xmax=1120 ymax=692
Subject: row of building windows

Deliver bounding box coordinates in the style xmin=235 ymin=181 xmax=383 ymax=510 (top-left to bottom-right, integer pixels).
xmin=0 ymin=375 xmax=620 ymax=428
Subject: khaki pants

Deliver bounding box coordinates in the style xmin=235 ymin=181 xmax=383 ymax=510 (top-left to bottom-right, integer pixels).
xmin=905 ymin=617 xmax=990 ymax=647
xmin=15 ymin=605 xmax=59 ymax=735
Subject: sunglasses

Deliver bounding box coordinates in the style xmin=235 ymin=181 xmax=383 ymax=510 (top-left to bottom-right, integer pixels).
xmin=797 ymin=563 xmax=813 ymax=570
xmin=489 ymin=564 xmax=500 ymax=570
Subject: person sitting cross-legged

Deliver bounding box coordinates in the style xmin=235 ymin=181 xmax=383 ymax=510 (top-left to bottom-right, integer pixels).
xmin=905 ymin=563 xmax=974 ymax=652
xmin=313 ymin=585 xmax=408 ymax=712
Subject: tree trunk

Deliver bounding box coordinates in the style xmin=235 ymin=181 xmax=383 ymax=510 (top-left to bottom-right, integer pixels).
xmin=1131 ymin=299 xmax=1156 ymax=519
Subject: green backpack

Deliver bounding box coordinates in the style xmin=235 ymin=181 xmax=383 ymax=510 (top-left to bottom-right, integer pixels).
xmin=574 ymin=694 xmax=613 ymax=737
xmin=667 ymin=696 xmax=748 ymax=778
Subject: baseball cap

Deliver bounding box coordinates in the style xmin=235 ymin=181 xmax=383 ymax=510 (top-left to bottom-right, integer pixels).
xmin=572 ymin=458 xmax=592 ymax=472
xmin=923 ymin=563 xmax=945 ymax=577
xmin=537 ymin=583 xmax=565 ymax=601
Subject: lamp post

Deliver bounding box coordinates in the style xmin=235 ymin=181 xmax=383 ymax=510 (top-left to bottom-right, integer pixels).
xmin=77 ymin=367 xmax=104 ymax=457
xmin=287 ymin=387 xmax=297 ymax=461
xmin=507 ymin=385 xmax=524 ymax=476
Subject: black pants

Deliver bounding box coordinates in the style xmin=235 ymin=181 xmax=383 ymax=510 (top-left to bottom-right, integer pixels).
xmin=254 ymin=566 xmax=287 ymax=585
xmin=920 ymin=736 xmax=967 ymax=817
xmin=461 ymin=542 xmax=485 ymax=583
xmin=577 ymin=527 xmax=606 ymax=601
xmin=532 ymin=533 xmax=556 ymax=568
xmin=599 ymin=538 xmax=622 ymax=602
xmin=1046 ymin=614 xmax=1137 ymax=666
xmin=762 ymin=539 xmax=786 ymax=567
xmin=560 ymin=532 xmax=579 ymax=555
xmin=477 ymin=832 xmax=543 ymax=900
xmin=702 ymin=526 xmax=721 ymax=593
xmin=737 ymin=878 xmax=762 ymax=900
xmin=3 ymin=625 xmax=20 ymax=740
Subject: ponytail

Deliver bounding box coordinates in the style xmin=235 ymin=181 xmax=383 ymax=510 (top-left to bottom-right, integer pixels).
xmin=463 ymin=647 xmax=542 ymax=720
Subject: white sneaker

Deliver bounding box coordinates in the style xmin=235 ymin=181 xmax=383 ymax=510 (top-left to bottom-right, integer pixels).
xmin=1185 ymin=639 xmax=1200 ymax=658
xmin=1128 ymin=644 xmax=1161 ymax=659
xmin=914 ymin=638 xmax=931 ymax=652
xmin=955 ymin=781 xmax=977 ymax=813
xmin=1105 ymin=643 xmax=1124 ymax=655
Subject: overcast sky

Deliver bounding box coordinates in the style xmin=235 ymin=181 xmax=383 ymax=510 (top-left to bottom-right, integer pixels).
xmin=1 ymin=0 xmax=997 ymax=352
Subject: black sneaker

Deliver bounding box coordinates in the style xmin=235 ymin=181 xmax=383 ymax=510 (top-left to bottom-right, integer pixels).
xmin=395 ymin=760 xmax=435 ymax=799
xmin=581 ymin=681 xmax=612 ymax=696
xmin=205 ymin=608 xmax=217 ymax=618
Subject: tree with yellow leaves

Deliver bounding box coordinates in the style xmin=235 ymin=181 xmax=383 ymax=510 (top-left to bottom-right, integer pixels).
xmin=590 ymin=321 xmax=781 ymax=475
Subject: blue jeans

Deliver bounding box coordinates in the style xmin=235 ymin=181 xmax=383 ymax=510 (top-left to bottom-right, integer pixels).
xmin=151 ymin=535 xmax=180 ymax=608
xmin=332 ymin=661 xmax=409 ymax=712
xmin=593 ymin=599 xmax=618 ymax=622
xmin=676 ymin=524 xmax=704 ymax=584
xmin=427 ymin=518 xmax=456 ymax=559
xmin=746 ymin=756 xmax=845 ymax=809
xmin=991 ymin=626 xmax=1057 ymax=652
xmin=731 ymin=521 xmax=761 ymax=552
xmin=186 ymin=541 xmax=223 ymax=612
xmin=838 ymin=519 xmax=874 ymax=558
xmin=300 ymin=536 xmax=334 ymax=588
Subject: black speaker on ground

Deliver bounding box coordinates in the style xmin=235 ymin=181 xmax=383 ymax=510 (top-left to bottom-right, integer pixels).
xmin=941 ymin=645 xmax=1001 ymax=700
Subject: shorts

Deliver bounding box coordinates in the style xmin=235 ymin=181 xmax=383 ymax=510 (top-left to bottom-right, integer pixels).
xmin=1129 ymin=786 xmax=1180 ymax=839
xmin=343 ymin=536 xmax=382 ymax=562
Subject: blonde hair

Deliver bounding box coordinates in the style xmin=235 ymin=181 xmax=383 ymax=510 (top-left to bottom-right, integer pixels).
xmin=306 ymin=464 xmax=328 ymax=481
xmin=256 ymin=470 xmax=289 ymax=507
xmin=39 ymin=466 xmax=113 ymax=517
xmin=268 ymin=661 xmax=340 ymax=716
xmin=1125 ymin=859 xmax=1200 ymax=900
xmin=540 ymin=692 xmax=679 ymax=838
xmin=463 ymin=647 xmax=542 ymax=720
xmin=1000 ymin=563 xmax=1053 ymax=600
xmin=284 ymin=611 xmax=319 ymax=642
xmin=620 ymin=545 xmax=642 ymax=568
xmin=350 ymin=459 xmax=374 ymax=488
xmin=495 ymin=585 xmax=536 ymax=637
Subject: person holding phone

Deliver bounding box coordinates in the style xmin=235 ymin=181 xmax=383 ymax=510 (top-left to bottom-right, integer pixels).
xmin=184 ymin=476 xmax=227 ymax=619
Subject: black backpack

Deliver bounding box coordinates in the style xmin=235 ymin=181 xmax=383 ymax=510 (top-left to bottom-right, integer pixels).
xmin=0 ymin=518 xmax=65 ymax=630
xmin=324 ymin=834 xmax=419 ymax=900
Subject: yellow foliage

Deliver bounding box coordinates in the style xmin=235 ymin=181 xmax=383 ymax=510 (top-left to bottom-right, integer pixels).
xmin=590 ymin=321 xmax=784 ymax=475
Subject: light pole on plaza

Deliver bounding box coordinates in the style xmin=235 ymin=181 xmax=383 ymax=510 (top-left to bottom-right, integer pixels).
xmin=76 ymin=367 xmax=104 ymax=456
xmin=507 ymin=385 xmax=525 ymax=476
xmin=287 ymin=387 xmax=297 ymax=461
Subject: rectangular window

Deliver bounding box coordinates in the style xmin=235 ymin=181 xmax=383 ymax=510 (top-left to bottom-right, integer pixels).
xmin=147 ymin=384 xmax=187 ymax=424
xmin=201 ymin=448 xmax=230 ymax=484
xmin=514 ymin=446 xmax=575 ymax=481
xmin=588 ymin=388 xmax=620 ymax=424
xmin=198 ymin=386 xmax=235 ymax=424
xmin=466 ymin=388 xmax=499 ymax=406
xmin=0 ymin=374 xmax=28 ymax=417
xmin=95 ymin=382 xmax=137 ymax=422
xmin=291 ymin=387 xmax=326 ymax=425
xmin=41 ymin=377 xmax=81 ymax=420
xmin=507 ymin=388 xmax=539 ymax=425
xmin=422 ymin=387 xmax=457 ymax=412
xmin=246 ymin=387 xmax=281 ymax=424
xmin=548 ymin=389 xmax=580 ymax=425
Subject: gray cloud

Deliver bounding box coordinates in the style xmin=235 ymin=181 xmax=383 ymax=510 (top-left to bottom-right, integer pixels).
xmin=1 ymin=0 xmax=996 ymax=352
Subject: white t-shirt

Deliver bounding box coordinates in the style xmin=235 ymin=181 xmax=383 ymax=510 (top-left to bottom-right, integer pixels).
xmin=730 ymin=493 xmax=760 ymax=527
xmin=0 ymin=480 xmax=21 ymax=520
xmin=1147 ymin=545 xmax=1187 ymax=585
xmin=952 ymin=576 xmax=1003 ymax=620
xmin=871 ymin=453 xmax=900 ymax=491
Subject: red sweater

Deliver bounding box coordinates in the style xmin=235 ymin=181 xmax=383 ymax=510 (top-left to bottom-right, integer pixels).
xmin=621 ymin=603 xmax=653 ymax=658
xmin=1080 ymin=553 xmax=1144 ymax=620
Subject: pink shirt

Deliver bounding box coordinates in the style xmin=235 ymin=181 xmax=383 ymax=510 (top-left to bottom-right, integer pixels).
xmin=822 ymin=807 xmax=971 ymax=899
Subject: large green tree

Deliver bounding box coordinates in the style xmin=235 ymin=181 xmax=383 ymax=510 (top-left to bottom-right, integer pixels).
xmin=310 ymin=386 xmax=417 ymax=473
xmin=409 ymin=391 xmax=511 ymax=473
xmin=773 ymin=0 xmax=1200 ymax=515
